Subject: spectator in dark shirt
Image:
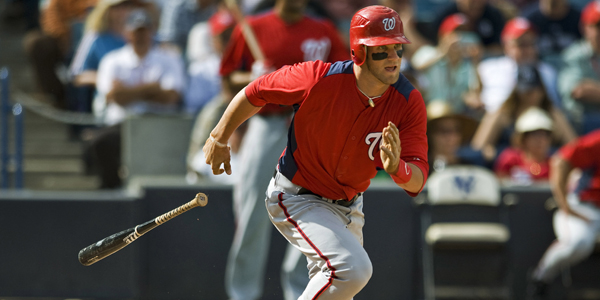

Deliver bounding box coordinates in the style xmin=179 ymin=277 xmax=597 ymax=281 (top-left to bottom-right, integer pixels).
xmin=433 ymin=0 xmax=506 ymax=56
xmin=524 ymin=0 xmax=582 ymax=70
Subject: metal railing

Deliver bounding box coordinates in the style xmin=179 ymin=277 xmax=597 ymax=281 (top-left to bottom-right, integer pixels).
xmin=1 ymin=67 xmax=24 ymax=189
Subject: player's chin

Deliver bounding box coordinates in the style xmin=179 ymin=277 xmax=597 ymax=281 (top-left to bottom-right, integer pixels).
xmin=380 ymin=72 xmax=400 ymax=85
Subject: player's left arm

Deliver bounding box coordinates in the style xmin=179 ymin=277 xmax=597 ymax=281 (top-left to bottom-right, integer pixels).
xmin=379 ymin=121 xmax=424 ymax=193
xmin=381 ymin=89 xmax=429 ymax=195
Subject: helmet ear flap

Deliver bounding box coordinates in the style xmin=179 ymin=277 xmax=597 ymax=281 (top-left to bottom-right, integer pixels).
xmin=352 ymin=45 xmax=366 ymax=66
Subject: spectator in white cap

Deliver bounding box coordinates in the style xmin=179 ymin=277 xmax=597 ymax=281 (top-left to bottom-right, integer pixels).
xmin=472 ymin=64 xmax=576 ymax=163
xmin=96 ymin=8 xmax=186 ymax=126
xmin=89 ymin=8 xmax=186 ymax=188
xmin=494 ymin=106 xmax=554 ymax=185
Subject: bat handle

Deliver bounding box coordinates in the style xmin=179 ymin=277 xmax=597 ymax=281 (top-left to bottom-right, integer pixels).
xmin=155 ymin=193 xmax=208 ymax=225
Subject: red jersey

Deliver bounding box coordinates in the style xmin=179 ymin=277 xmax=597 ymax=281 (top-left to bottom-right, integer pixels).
xmin=220 ymin=11 xmax=350 ymax=115
xmin=559 ymin=129 xmax=600 ymax=205
xmin=494 ymin=148 xmax=550 ymax=181
xmin=246 ymin=60 xmax=429 ymax=200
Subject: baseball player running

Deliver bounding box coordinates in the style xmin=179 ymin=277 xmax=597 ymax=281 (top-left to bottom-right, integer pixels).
xmin=204 ymin=5 xmax=429 ymax=299
xmin=220 ymin=1 xmax=349 ymax=299
xmin=527 ymin=129 xmax=600 ymax=299
xmin=219 ymin=1 xmax=349 ymax=299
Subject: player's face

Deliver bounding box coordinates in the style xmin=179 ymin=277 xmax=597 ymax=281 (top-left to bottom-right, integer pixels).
xmin=365 ymin=44 xmax=403 ymax=85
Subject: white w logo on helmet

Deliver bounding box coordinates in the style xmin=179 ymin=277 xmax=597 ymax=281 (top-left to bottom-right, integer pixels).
xmin=382 ymin=18 xmax=396 ymax=31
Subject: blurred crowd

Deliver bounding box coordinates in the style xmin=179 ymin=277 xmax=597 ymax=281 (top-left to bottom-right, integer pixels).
xmin=9 ymin=0 xmax=600 ymax=188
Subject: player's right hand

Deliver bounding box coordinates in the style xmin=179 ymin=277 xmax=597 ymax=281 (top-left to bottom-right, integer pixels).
xmin=203 ymin=136 xmax=232 ymax=175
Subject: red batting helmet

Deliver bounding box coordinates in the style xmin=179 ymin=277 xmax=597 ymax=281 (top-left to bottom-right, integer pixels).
xmin=350 ymin=5 xmax=410 ymax=66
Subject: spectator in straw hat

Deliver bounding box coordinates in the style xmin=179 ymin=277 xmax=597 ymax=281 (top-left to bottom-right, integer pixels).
xmin=427 ymin=101 xmax=486 ymax=174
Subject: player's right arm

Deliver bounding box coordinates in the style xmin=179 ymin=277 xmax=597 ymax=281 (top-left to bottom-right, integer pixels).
xmin=204 ymin=87 xmax=262 ymax=175
xmin=205 ymin=60 xmax=328 ymax=175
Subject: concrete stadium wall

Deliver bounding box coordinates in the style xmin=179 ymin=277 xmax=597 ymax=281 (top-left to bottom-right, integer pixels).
xmin=1 ymin=184 xmax=598 ymax=299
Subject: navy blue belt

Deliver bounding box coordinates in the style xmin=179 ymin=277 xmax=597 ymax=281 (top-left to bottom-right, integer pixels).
xmin=273 ymin=170 xmax=358 ymax=207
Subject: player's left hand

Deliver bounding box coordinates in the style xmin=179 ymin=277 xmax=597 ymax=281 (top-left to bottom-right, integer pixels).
xmin=380 ymin=122 xmax=401 ymax=175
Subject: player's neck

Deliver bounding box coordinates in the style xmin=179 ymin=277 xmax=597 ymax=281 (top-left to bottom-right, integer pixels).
xmin=354 ymin=64 xmax=389 ymax=98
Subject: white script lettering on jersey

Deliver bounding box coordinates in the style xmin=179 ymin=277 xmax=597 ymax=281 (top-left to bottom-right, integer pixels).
xmin=365 ymin=132 xmax=383 ymax=161
xmin=301 ymin=38 xmax=331 ymax=62
xmin=383 ymin=18 xmax=396 ymax=31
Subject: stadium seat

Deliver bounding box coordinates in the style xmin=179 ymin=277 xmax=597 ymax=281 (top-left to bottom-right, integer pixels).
xmin=121 ymin=114 xmax=195 ymax=185
xmin=420 ymin=166 xmax=512 ymax=299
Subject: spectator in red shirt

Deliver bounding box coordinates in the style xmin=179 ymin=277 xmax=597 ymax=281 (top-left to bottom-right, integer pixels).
xmin=494 ymin=106 xmax=553 ymax=185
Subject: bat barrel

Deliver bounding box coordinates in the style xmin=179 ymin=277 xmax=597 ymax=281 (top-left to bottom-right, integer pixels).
xmin=78 ymin=193 xmax=208 ymax=266
xmin=78 ymin=227 xmax=136 ymax=266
